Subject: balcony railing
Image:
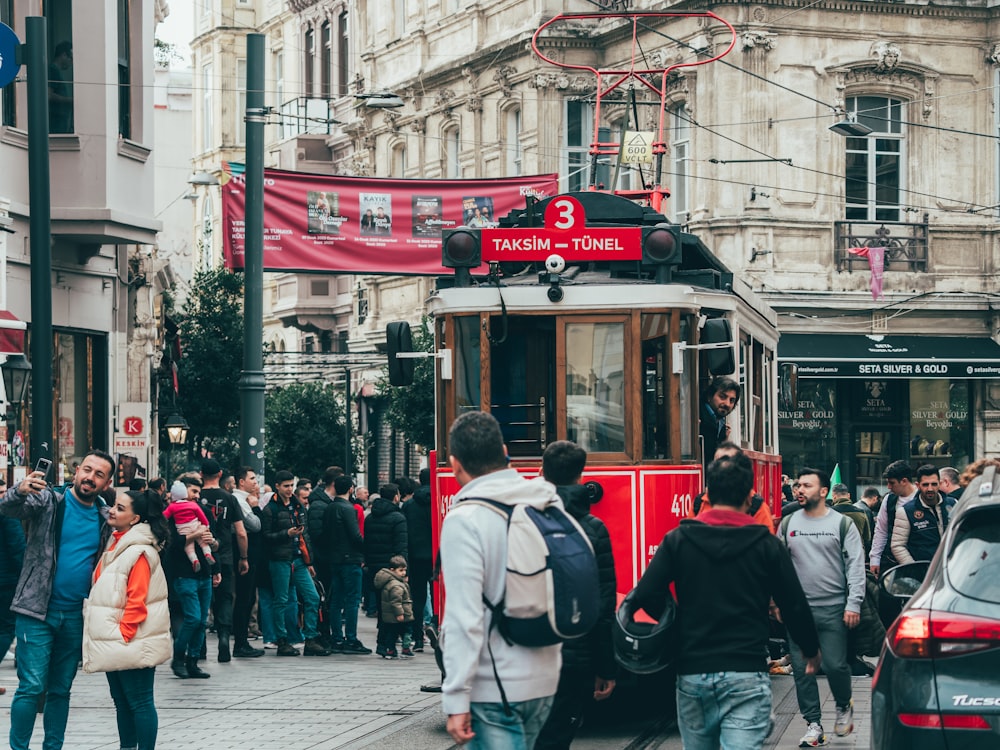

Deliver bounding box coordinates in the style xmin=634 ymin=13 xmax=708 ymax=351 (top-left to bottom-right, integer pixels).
xmin=835 ymin=215 xmax=929 ymax=272
xmin=277 ymin=97 xmax=337 ymax=140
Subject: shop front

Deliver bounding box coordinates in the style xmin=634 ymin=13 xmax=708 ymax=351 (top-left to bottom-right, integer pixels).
xmin=777 ymin=334 xmax=1000 ymax=498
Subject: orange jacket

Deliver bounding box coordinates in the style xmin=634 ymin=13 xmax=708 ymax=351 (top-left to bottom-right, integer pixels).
xmin=94 ymin=529 xmax=151 ymax=642
xmin=693 ymin=495 xmax=775 ymax=531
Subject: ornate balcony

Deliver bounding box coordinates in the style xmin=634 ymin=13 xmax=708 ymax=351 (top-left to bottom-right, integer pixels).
xmin=834 ymin=215 xmax=928 ymax=272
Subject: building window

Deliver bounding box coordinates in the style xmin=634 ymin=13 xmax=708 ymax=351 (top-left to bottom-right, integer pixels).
xmin=53 ymin=331 xmax=108 ymax=472
xmin=202 ymin=63 xmax=213 ymax=151
xmin=1 ymin=0 xmax=16 ymax=127
xmin=117 ymin=0 xmax=132 ymax=139
xmin=393 ymin=145 xmax=407 ymax=177
xmin=304 ymin=27 xmax=314 ymax=96
xmin=445 ymin=127 xmax=460 ymax=178
xmin=46 ymin=0 xmax=74 ymax=134
xmin=338 ymin=330 xmax=349 ymax=354
xmin=564 ymin=100 xmax=593 ymax=193
xmin=845 ymin=95 xmax=904 ymax=222
xmin=321 ymin=21 xmax=331 ymax=98
xmin=669 ymin=104 xmax=690 ymax=223
xmin=506 ymin=108 xmax=522 ymax=176
xmin=235 ymin=58 xmax=246 ymax=146
xmin=393 ymin=0 xmax=405 ymax=39
xmin=337 ymin=12 xmax=349 ymax=97
xmin=310 ymin=278 xmax=330 ymax=296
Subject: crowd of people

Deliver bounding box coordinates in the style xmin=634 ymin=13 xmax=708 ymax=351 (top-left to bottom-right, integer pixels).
xmin=0 ymin=452 xmax=434 ymax=750
xmin=0 ymin=401 xmax=990 ymax=750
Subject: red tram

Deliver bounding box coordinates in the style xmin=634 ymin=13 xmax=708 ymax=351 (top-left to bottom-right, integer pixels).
xmin=391 ymin=190 xmax=784 ymax=605
xmin=389 ymin=10 xmax=786 ymax=607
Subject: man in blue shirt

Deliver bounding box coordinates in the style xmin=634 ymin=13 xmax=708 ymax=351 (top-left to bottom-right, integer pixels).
xmin=0 ymin=449 xmax=114 ymax=750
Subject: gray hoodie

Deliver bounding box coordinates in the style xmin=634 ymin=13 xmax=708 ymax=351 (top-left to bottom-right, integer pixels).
xmin=440 ymin=469 xmax=562 ymax=716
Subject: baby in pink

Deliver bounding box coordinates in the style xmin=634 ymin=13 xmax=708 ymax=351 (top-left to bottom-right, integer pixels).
xmin=165 ymin=481 xmax=216 ymax=571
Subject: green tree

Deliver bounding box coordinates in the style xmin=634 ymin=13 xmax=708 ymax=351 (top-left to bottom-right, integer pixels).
xmin=173 ymin=268 xmax=244 ymax=465
xmin=265 ymin=382 xmax=348 ymax=480
xmin=380 ymin=318 xmax=435 ymax=451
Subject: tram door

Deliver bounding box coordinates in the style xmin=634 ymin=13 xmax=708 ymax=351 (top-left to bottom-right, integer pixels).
xmin=489 ymin=316 xmax=556 ymax=457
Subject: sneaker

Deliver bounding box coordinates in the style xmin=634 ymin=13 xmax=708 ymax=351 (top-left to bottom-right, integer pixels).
xmin=798 ymin=722 xmax=828 ymax=747
xmin=233 ymin=644 xmax=265 ymax=658
xmin=303 ymin=638 xmax=331 ymax=656
xmin=424 ymin=624 xmax=440 ymax=652
xmin=834 ymin=700 xmax=854 ymax=737
xmin=190 ymin=559 xmax=201 ymax=573
xmin=413 ymin=644 xmax=425 ymax=653
xmin=276 ymin=639 xmax=300 ymax=657
xmin=327 ymin=639 xmax=346 ymax=653
xmin=400 ymin=647 xmax=414 ymax=658
xmin=262 ymin=642 xmax=277 ymax=650
xmin=381 ymin=648 xmax=399 ymax=660
xmin=341 ymin=638 xmax=372 ymax=654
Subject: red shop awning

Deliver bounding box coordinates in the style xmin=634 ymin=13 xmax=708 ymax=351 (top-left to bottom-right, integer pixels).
xmin=0 ymin=310 xmax=26 ymax=355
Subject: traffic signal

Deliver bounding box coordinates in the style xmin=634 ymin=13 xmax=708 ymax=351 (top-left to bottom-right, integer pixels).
xmin=641 ymin=223 xmax=682 ymax=283
xmin=386 ymin=321 xmax=415 ymax=387
xmin=442 ymin=228 xmax=482 ymax=287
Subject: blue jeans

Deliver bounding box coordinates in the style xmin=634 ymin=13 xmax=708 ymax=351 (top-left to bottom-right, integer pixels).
xmin=257 ymin=586 xmax=301 ymax=643
xmin=10 ymin=609 xmax=85 ymax=750
xmin=269 ymin=559 xmax=319 ymax=641
xmin=106 ymin=667 xmax=157 ymax=750
xmin=676 ymin=672 xmax=772 ymax=750
xmin=788 ymin=603 xmax=853 ymax=724
xmin=468 ymin=696 xmax=554 ymax=750
xmin=329 ymin=563 xmax=362 ymax=641
xmin=172 ymin=576 xmax=213 ymax=658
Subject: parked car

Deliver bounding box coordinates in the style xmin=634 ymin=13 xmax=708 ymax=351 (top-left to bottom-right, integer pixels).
xmin=871 ymin=466 xmax=1000 ymax=749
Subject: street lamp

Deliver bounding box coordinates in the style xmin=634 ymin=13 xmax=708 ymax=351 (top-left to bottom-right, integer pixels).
xmin=1 ymin=353 xmax=31 ymax=480
xmin=163 ymin=412 xmax=189 ymax=479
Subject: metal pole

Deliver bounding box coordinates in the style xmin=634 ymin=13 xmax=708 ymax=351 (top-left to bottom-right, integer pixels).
xmin=26 ymin=17 xmax=52 ymax=465
xmin=239 ymin=34 xmax=266 ymax=477
xmin=343 ymin=367 xmax=351 ymax=473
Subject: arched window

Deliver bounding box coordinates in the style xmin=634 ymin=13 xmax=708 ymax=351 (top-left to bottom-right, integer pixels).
xmin=393 ymin=144 xmax=407 ymax=177
xmin=444 ymin=126 xmax=461 ymax=178
xmin=304 ymin=27 xmax=315 ymax=96
xmin=845 ymin=96 xmax=905 ymax=221
xmin=321 ymin=21 xmax=331 ymax=98
xmin=505 ymin=108 xmax=522 ymax=176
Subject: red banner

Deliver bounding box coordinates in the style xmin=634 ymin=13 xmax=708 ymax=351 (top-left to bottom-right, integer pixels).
xmin=221 ymin=168 xmax=559 ymax=275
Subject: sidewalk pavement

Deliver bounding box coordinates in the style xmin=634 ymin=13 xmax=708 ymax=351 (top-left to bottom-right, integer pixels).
xmin=0 ymin=614 xmax=875 ymax=750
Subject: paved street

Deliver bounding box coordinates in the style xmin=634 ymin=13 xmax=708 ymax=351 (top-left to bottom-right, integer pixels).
xmin=0 ymin=616 xmax=875 ymax=749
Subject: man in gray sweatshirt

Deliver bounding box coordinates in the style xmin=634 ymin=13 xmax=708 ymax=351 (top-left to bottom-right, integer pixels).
xmin=781 ymin=467 xmax=865 ymax=748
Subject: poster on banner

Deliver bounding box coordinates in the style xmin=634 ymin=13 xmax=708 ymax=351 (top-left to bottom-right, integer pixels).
xmin=221 ymin=167 xmax=558 ymax=275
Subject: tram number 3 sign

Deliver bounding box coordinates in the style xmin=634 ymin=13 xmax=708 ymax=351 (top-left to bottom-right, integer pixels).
xmin=480 ymin=195 xmax=643 ymax=262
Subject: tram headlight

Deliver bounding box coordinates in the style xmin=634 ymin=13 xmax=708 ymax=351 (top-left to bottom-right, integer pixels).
xmin=641 ymin=223 xmax=682 ymax=266
xmin=442 ymin=227 xmax=482 ymax=268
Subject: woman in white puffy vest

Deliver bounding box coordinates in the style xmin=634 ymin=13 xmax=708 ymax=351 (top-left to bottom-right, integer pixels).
xmin=82 ymin=489 xmax=172 ymax=750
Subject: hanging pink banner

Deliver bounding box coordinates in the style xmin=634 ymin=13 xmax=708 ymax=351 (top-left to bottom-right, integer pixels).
xmin=848 ymin=246 xmax=887 ymax=301
xmin=221 ymin=168 xmax=559 ymax=275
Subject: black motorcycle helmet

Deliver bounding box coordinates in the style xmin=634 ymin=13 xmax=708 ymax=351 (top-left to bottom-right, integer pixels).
xmin=613 ymin=588 xmax=677 ymax=675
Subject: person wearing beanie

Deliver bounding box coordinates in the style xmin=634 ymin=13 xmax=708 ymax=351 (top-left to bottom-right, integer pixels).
xmin=162 ymin=482 xmax=215 ymax=572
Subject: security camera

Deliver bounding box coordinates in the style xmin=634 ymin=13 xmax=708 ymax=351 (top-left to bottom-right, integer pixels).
xmin=547 ymin=284 xmax=564 ymax=303
xmin=545 ymin=254 xmax=566 ymax=274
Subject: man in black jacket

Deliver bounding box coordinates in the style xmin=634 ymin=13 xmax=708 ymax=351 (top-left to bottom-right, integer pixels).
xmin=632 ymin=453 xmax=820 ymax=750
xmin=699 ymin=377 xmax=740 ymax=468
xmin=536 ymin=441 xmax=616 ymax=750
xmin=363 ymin=483 xmax=408 ymax=619
xmin=324 ymin=475 xmax=371 ymax=654
xmin=401 ymin=469 xmax=433 ymax=650
xmin=307 ymin=466 xmax=344 ymax=651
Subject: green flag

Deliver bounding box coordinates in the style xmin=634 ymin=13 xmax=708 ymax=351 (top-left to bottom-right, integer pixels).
xmin=828 ymin=463 xmax=842 ymax=499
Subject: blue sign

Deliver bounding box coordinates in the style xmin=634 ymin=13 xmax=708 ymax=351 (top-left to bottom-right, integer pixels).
xmin=0 ymin=22 xmax=21 ymax=89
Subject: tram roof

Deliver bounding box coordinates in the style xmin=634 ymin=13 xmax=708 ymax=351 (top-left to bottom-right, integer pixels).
xmin=427 ymin=271 xmax=779 ymax=333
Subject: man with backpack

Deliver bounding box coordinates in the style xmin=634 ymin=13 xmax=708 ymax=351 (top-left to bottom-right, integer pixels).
xmin=535 ymin=441 xmax=616 ymax=750
xmin=439 ymin=412 xmax=563 ymax=748
xmin=780 ymin=468 xmax=865 ymax=747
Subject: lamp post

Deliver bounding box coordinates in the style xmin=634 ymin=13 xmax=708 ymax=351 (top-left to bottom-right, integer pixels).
xmin=163 ymin=412 xmax=189 ymax=481
xmin=2 ymin=353 xmax=32 ymax=478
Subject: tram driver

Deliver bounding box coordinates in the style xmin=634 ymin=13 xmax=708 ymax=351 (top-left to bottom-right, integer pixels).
xmin=699 ymin=377 xmax=741 ymax=466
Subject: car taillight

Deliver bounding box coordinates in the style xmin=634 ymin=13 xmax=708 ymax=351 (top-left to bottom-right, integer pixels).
xmin=898 ymin=713 xmax=992 ymax=730
xmin=888 ymin=610 xmax=1000 ymax=658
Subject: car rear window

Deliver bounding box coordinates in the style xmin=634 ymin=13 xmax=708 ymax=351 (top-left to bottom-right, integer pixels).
xmin=947 ymin=507 xmax=1000 ymax=603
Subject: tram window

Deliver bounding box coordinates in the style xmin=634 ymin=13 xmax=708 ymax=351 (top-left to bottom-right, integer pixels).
xmin=678 ymin=318 xmax=694 ymax=459
xmin=566 ymin=322 xmax=625 ymax=453
xmin=454 ymin=316 xmax=481 ymax=413
xmin=490 ymin=316 xmax=555 ymax=457
xmin=641 ymin=314 xmax=670 ymax=459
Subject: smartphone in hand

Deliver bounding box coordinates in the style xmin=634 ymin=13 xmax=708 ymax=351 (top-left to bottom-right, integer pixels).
xmin=34 ymin=458 xmax=52 ymax=481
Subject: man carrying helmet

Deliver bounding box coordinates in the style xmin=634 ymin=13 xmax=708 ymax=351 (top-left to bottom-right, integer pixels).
xmin=631 ymin=453 xmax=820 ymax=749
